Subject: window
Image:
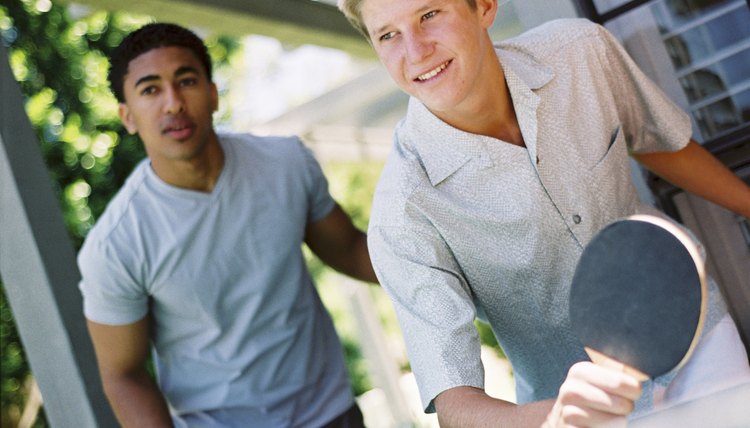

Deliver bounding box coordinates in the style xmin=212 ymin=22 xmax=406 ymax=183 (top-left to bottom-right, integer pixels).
xmin=578 ymin=0 xmax=750 ymax=142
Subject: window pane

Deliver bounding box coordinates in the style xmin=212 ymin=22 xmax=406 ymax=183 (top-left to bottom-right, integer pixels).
xmin=694 ymin=88 xmax=750 ymax=139
xmin=606 ymin=0 xmax=749 ymax=140
xmin=593 ymin=0 xmax=634 ymax=12
xmin=663 ymin=6 xmax=750 ymax=70
xmin=678 ymin=48 xmax=750 ymax=103
xmin=653 ymin=0 xmax=737 ymax=30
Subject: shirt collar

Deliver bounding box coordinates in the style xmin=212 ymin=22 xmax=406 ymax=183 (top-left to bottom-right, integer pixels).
xmin=497 ymin=46 xmax=554 ymax=91
xmin=399 ymin=47 xmax=554 ymax=187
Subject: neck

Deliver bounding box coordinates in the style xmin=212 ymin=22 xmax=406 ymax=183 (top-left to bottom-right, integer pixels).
xmin=441 ymin=89 xmax=524 ymax=146
xmin=432 ymin=44 xmax=525 ymax=147
xmin=152 ymin=133 xmax=225 ymax=192
xmin=481 ymin=81 xmax=525 ymax=147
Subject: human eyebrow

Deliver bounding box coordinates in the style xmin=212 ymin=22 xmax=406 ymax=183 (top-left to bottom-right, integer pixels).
xmin=133 ymin=65 xmax=201 ymax=88
xmin=174 ymin=66 xmax=201 ymax=78
xmin=370 ymin=3 xmax=435 ymax=38
xmin=134 ymin=74 xmax=160 ymax=89
xmin=370 ymin=23 xmax=391 ymax=40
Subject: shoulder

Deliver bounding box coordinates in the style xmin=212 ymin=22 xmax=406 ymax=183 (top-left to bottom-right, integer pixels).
xmin=500 ymin=18 xmax=612 ymax=59
xmin=383 ymin=118 xmax=428 ymax=191
xmin=84 ymin=161 xmax=149 ymax=244
xmin=219 ymin=132 xmax=330 ymax=208
xmin=221 ymin=131 xmax=306 ymax=157
xmin=220 ymin=132 xmax=317 ymax=170
xmin=370 ymin=126 xmax=426 ymax=229
xmin=508 ymin=18 xmax=605 ymax=46
xmin=78 ymin=162 xmax=150 ymax=270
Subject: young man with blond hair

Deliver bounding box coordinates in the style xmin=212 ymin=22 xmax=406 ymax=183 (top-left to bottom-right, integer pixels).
xmin=338 ymin=0 xmax=750 ymax=426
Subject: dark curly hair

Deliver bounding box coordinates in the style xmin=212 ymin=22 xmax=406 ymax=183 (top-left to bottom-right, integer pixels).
xmin=108 ymin=23 xmax=213 ymax=103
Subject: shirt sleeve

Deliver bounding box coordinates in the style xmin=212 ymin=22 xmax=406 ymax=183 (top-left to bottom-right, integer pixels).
xmin=368 ymin=216 xmax=484 ymax=413
xmin=297 ymin=139 xmax=336 ymax=224
xmin=78 ymin=236 xmax=149 ymax=326
xmin=594 ymin=23 xmax=693 ymax=154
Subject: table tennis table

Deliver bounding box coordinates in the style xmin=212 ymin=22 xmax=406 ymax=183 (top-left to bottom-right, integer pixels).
xmin=631 ymin=381 xmax=750 ymax=427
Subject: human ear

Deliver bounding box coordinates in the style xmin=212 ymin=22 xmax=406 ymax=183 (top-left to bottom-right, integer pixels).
xmin=476 ymin=0 xmax=498 ymax=29
xmin=118 ymin=103 xmax=138 ymax=135
xmin=210 ymin=83 xmax=219 ymax=112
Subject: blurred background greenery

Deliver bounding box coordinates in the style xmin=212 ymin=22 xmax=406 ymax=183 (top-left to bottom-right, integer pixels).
xmin=0 ymin=1 xmax=506 ymax=426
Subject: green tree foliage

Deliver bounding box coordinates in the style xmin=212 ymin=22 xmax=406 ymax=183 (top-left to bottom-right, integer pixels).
xmin=0 ymin=282 xmax=44 ymax=427
xmin=2 ymin=1 xmax=146 ymax=244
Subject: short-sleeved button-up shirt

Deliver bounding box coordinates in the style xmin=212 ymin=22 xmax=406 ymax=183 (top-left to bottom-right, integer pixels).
xmin=368 ymin=18 xmax=726 ymax=413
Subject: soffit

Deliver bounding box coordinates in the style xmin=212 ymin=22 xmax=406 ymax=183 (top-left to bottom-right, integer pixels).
xmin=53 ymin=0 xmax=374 ymax=57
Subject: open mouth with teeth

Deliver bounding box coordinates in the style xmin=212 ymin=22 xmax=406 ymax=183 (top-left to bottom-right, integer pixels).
xmin=415 ymin=60 xmax=451 ymax=82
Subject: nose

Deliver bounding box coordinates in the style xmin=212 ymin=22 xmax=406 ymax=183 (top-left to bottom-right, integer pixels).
xmin=163 ymin=85 xmax=185 ymax=114
xmin=404 ymin=29 xmax=433 ymax=63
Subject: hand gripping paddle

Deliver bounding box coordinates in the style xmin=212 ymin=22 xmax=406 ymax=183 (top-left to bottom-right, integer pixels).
xmin=569 ymin=214 xmax=707 ymax=380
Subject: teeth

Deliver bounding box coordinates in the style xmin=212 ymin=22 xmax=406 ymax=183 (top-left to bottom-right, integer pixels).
xmin=417 ymin=62 xmax=448 ymax=81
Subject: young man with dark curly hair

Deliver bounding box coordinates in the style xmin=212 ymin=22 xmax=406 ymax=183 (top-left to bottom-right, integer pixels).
xmin=79 ymin=22 xmax=375 ymax=428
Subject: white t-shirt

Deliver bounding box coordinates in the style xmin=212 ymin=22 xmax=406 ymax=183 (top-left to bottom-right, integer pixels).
xmin=78 ymin=133 xmax=353 ymax=427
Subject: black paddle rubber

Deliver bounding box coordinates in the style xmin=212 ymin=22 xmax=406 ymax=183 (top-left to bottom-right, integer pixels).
xmin=570 ymin=217 xmax=703 ymax=379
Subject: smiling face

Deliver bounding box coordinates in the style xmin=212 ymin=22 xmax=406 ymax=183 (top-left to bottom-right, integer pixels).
xmin=362 ymin=0 xmax=498 ymax=118
xmin=118 ymin=46 xmax=219 ymax=170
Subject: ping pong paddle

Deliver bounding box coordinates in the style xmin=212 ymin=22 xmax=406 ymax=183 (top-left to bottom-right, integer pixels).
xmin=569 ymin=214 xmax=707 ymax=381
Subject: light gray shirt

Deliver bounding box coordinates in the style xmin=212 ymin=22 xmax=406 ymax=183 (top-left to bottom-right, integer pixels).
xmin=79 ymin=133 xmax=353 ymax=427
xmin=368 ymin=19 xmax=727 ymax=413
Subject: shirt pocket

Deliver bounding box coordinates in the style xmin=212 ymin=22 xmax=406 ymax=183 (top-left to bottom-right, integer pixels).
xmin=592 ymin=126 xmax=627 ymax=171
xmin=587 ymin=126 xmax=638 ymax=220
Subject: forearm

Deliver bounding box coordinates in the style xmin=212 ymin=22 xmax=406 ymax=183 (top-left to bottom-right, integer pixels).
xmin=102 ymin=370 xmax=173 ymax=428
xmin=337 ymin=234 xmax=379 ymax=284
xmin=305 ymin=205 xmax=379 ymax=284
xmin=634 ymin=141 xmax=750 ymax=218
xmin=436 ymin=386 xmax=553 ymax=428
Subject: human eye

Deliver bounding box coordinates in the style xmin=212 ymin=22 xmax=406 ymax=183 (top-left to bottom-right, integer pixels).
xmin=421 ymin=10 xmax=438 ymax=21
xmin=179 ymin=77 xmax=198 ymax=87
xmin=140 ymin=85 xmax=157 ymax=96
xmin=379 ymin=31 xmax=397 ymax=42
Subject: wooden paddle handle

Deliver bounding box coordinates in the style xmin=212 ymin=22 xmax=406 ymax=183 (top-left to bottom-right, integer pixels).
xmin=585 ymin=347 xmax=649 ymax=382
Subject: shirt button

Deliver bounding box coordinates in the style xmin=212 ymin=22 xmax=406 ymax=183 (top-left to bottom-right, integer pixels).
xmin=573 ymin=214 xmax=582 ymax=224
xmin=536 ymin=155 xmax=540 ymax=164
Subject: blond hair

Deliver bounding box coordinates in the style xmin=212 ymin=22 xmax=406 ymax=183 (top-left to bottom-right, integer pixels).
xmin=337 ymin=0 xmax=477 ymax=39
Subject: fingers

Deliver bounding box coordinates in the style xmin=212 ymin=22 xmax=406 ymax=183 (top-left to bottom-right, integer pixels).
xmin=565 ymin=361 xmax=642 ymax=403
xmin=552 ymin=361 xmax=643 ymax=427
xmin=560 ymin=408 xmax=627 ymax=428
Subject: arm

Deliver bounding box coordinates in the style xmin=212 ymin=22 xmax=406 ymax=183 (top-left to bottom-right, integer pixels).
xmin=304 ymin=203 xmax=378 ymax=283
xmin=435 ymin=386 xmax=551 ymax=427
xmin=435 ymin=362 xmax=641 ymax=428
xmin=594 ymin=24 xmax=748 ymax=218
xmin=634 ymin=140 xmax=750 ymax=218
xmin=87 ymin=317 xmax=173 ymax=428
